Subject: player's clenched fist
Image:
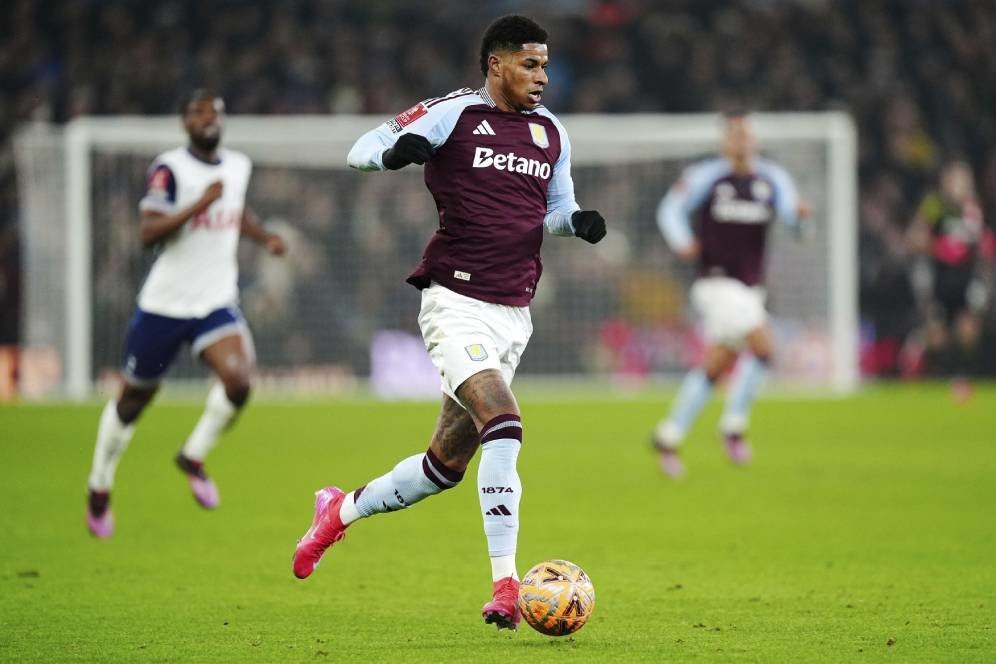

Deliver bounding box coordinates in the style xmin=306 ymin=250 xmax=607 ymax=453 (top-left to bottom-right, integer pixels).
xmin=571 ymin=210 xmax=607 ymax=244
xmin=382 ymin=134 xmax=433 ymax=170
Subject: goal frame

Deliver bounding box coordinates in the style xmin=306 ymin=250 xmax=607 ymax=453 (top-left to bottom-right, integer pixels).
xmin=21 ymin=112 xmax=858 ymax=398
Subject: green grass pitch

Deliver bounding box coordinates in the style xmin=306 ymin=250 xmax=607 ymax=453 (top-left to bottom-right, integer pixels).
xmin=1 ymin=384 xmax=993 ymax=661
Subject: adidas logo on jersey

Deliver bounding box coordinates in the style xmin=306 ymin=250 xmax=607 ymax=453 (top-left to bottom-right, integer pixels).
xmin=485 ymin=504 xmax=512 ymax=516
xmin=472 ymin=120 xmax=496 ymax=136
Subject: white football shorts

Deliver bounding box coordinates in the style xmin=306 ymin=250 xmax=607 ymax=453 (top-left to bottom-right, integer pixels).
xmin=417 ymin=283 xmax=532 ymax=404
xmin=690 ymin=276 xmax=767 ymax=348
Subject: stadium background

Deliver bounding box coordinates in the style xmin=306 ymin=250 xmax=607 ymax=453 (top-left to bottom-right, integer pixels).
xmin=2 ymin=0 xmax=996 ymax=395
xmin=1 ymin=3 xmax=994 ymax=662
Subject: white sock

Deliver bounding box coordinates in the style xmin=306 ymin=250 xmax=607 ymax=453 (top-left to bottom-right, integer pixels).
xmin=490 ymin=554 xmax=518 ymax=582
xmin=478 ymin=415 xmax=523 ymax=560
xmin=339 ymin=491 xmax=361 ymax=526
xmin=181 ymin=383 xmax=238 ymax=462
xmin=87 ymin=400 xmax=135 ymax=491
xmin=353 ymin=448 xmax=464 ymax=518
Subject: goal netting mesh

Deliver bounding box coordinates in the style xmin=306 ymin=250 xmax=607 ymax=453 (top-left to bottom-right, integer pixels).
xmin=15 ymin=113 xmax=857 ymax=399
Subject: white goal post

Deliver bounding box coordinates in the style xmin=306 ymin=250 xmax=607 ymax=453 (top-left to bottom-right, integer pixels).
xmin=15 ymin=112 xmax=857 ymax=399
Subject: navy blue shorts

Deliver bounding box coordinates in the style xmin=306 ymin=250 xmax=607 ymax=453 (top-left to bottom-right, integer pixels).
xmin=121 ymin=306 xmax=249 ymax=386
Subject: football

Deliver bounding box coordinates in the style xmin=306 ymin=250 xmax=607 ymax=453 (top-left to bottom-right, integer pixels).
xmin=517 ymin=560 xmax=595 ymax=636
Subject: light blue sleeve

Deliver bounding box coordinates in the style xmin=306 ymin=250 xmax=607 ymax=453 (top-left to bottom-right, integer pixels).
xmin=758 ymin=159 xmax=800 ymax=229
xmin=542 ymin=114 xmax=580 ymax=236
xmin=346 ymin=95 xmax=469 ymax=171
xmin=656 ymin=159 xmax=725 ymax=251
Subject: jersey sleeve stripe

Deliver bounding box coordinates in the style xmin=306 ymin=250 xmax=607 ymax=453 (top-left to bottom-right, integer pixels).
xmin=425 ymin=88 xmax=477 ymax=108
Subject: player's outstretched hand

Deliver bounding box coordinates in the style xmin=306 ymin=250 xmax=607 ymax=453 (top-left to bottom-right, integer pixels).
xmin=264 ymin=232 xmax=287 ymax=256
xmin=797 ymin=199 xmax=814 ymax=219
xmin=572 ymin=210 xmax=607 ymax=244
xmin=676 ymin=240 xmax=700 ymax=260
xmin=382 ymin=134 xmax=433 ymax=170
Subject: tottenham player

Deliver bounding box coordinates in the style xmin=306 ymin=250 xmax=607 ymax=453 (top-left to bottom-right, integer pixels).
xmin=85 ymin=91 xmax=286 ymax=537
xmin=291 ymin=15 xmax=606 ymax=630
xmin=652 ymin=111 xmax=811 ymax=478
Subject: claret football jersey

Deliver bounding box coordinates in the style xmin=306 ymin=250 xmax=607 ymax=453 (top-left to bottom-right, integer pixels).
xmin=348 ymin=87 xmax=581 ymax=306
xmin=657 ymin=157 xmax=801 ymax=287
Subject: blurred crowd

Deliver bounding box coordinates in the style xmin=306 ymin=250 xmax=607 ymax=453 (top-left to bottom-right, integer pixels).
xmin=3 ymin=0 xmax=996 ymax=378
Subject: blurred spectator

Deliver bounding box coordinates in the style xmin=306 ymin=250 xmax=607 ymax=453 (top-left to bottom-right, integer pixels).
xmin=905 ymin=160 xmax=995 ymax=387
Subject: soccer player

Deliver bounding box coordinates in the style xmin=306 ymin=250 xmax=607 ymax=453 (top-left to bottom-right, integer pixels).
xmin=651 ymin=111 xmax=811 ymax=478
xmin=291 ymin=15 xmax=607 ymax=631
xmin=907 ymin=159 xmax=994 ymax=400
xmin=85 ymin=90 xmax=286 ymax=537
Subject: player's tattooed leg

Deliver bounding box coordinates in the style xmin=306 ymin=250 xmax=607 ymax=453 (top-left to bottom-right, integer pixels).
xmin=455 ymin=369 xmax=520 ymax=430
xmin=429 ymin=395 xmax=480 ymax=473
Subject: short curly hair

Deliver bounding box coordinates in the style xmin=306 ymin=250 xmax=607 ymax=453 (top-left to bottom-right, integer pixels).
xmin=479 ymin=15 xmax=548 ymax=76
xmin=180 ymin=89 xmax=222 ymax=115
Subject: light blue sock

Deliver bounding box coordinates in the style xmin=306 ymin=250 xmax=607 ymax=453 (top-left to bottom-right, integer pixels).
xmin=353 ymin=448 xmax=463 ymax=518
xmin=721 ymin=355 xmax=766 ymax=435
xmin=656 ymin=368 xmax=713 ymax=447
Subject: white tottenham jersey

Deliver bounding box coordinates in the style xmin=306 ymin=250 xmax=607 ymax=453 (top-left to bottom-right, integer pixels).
xmin=136 ymin=147 xmax=251 ymax=318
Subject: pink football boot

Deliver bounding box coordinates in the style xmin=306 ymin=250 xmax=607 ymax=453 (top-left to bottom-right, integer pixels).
xmin=175 ymin=453 xmax=220 ymax=509
xmin=482 ymin=576 xmax=521 ymax=630
xmin=657 ymin=447 xmax=686 ymax=478
xmin=293 ymin=487 xmax=348 ymax=579
xmin=86 ymin=489 xmax=114 ymax=538
xmin=723 ymin=433 xmax=753 ymax=465
xmin=652 ymin=434 xmax=686 ymax=479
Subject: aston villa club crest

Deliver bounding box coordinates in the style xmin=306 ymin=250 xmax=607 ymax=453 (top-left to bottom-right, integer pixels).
xmin=465 ymin=344 xmax=489 ymax=362
xmin=528 ymin=122 xmax=549 ymax=148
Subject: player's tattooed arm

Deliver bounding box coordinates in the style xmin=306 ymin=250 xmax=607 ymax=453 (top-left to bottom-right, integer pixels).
xmin=429 ymin=395 xmax=480 ymax=472
xmin=139 ymin=180 xmax=223 ymax=246
xmin=240 ymin=206 xmax=286 ymax=255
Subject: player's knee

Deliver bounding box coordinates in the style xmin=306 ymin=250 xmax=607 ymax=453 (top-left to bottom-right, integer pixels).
xmin=703 ymin=360 xmax=732 ymax=382
xmin=116 ymin=399 xmax=145 ymax=425
xmin=704 ymin=366 xmax=724 ymax=383
xmin=223 ymin=379 xmax=251 ymax=409
xmin=117 ymin=387 xmax=155 ymax=424
xmin=456 ymin=369 xmax=520 ymax=422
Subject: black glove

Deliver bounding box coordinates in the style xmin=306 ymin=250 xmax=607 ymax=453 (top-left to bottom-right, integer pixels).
xmin=382 ymin=134 xmax=433 ymax=170
xmin=572 ymin=210 xmax=607 ymax=244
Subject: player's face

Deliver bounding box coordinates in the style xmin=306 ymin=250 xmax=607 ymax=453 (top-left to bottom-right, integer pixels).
xmin=184 ymin=97 xmax=225 ymax=152
xmin=722 ymin=117 xmax=757 ymax=163
xmin=497 ymin=43 xmax=549 ymax=112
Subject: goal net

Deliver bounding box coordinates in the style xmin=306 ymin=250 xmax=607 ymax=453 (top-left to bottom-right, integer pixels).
xmin=14 ymin=113 xmax=857 ymax=399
